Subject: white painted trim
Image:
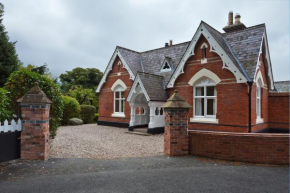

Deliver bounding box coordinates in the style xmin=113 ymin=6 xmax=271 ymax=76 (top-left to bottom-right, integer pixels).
xmin=253 ymin=32 xmax=274 ymax=90
xmin=188 ymin=68 xmax=221 ymax=86
xmin=111 ymin=79 xmax=127 ymax=91
xmin=254 ymin=71 xmax=265 ymax=87
xmin=256 ymin=118 xmax=264 ymax=124
xmin=111 ymin=113 xmax=125 ymax=118
xmin=96 ymin=48 xmax=135 ymax=93
xmin=167 ymin=22 xmax=247 ymax=88
xmin=190 ymin=117 xmax=219 ymax=124
xmin=200 ymin=42 xmax=208 ymax=49
xmin=127 ymin=75 xmax=150 ymax=102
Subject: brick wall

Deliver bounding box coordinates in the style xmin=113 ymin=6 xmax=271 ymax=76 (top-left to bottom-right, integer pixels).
xmin=189 ymin=130 xmax=289 ymax=165
xmin=164 ymin=109 xmax=189 ymax=156
xmin=268 ymin=92 xmax=290 ymax=129
xmin=20 ymin=104 xmax=50 ymax=160
xmin=168 ymin=35 xmax=251 ymax=132
xmin=98 ymin=56 xmax=133 ymax=124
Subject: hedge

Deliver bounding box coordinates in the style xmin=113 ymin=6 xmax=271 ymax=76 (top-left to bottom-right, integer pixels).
xmin=62 ymin=96 xmax=80 ymax=125
xmin=0 ymin=88 xmax=13 ymax=122
xmin=80 ymin=105 xmax=96 ymax=124
xmin=4 ymin=70 xmax=63 ymax=138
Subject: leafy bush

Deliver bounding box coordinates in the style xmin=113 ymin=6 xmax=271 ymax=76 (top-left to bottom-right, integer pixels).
xmin=4 ymin=70 xmax=63 ymax=138
xmin=94 ymin=113 xmax=99 ymax=123
xmin=80 ymin=105 xmax=96 ymax=124
xmin=0 ymin=88 xmax=13 ymax=122
xmin=62 ymin=96 xmax=80 ymax=125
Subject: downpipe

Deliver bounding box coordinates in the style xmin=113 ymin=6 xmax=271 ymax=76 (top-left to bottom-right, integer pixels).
xmin=247 ymin=81 xmax=253 ymax=133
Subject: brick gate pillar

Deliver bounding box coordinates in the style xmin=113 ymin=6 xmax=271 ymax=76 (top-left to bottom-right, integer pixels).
xmin=162 ymin=90 xmax=192 ymax=156
xmin=17 ymin=83 xmax=52 ymax=160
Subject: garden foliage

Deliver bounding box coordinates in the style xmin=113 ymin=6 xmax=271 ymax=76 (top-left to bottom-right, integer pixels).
xmin=4 ymin=70 xmax=63 ymax=138
xmin=61 ymin=96 xmax=81 ymax=125
xmin=0 ymin=88 xmax=12 ymax=122
xmin=80 ymin=105 xmax=96 ymax=124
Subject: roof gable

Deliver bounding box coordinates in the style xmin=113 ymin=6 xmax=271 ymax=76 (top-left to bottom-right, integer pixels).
xmin=167 ymin=21 xmax=248 ymax=88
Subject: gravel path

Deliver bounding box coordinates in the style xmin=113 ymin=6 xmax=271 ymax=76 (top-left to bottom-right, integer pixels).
xmin=50 ymin=124 xmax=164 ymax=159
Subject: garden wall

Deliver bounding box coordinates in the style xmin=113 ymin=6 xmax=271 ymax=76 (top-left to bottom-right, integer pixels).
xmin=188 ymin=130 xmax=289 ymax=165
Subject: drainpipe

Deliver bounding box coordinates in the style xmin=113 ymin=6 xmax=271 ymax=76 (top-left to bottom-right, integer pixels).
xmin=247 ymin=81 xmax=253 ymax=133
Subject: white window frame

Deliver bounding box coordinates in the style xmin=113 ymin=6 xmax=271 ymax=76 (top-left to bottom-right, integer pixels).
xmin=256 ymin=82 xmax=263 ymax=124
xmin=200 ymin=42 xmax=208 ymax=64
xmin=190 ymin=78 xmax=218 ymax=124
xmin=160 ymin=61 xmax=172 ymax=72
xmin=112 ymin=85 xmax=125 ymax=117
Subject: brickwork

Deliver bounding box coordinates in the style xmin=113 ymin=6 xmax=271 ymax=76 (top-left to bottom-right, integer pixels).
xmin=20 ymin=104 xmax=50 ymax=160
xmin=268 ymin=92 xmax=290 ymax=129
xmin=189 ymin=130 xmax=289 ymax=165
xmin=164 ymin=109 xmax=189 ymax=156
xmin=98 ymin=56 xmax=133 ymax=124
xmin=168 ymin=35 xmax=251 ymax=132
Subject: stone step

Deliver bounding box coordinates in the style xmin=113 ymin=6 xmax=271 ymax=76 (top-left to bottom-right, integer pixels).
xmin=125 ymin=131 xmax=152 ymax=136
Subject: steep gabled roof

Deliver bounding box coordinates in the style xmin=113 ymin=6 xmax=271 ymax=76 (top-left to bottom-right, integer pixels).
xmin=224 ymin=24 xmax=265 ymax=79
xmin=126 ymin=72 xmax=168 ymax=102
xmin=274 ymin=81 xmax=290 ymax=92
xmin=117 ymin=47 xmax=143 ymax=75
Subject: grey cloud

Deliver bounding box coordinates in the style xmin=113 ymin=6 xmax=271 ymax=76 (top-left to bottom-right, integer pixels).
xmin=1 ymin=0 xmax=289 ymax=81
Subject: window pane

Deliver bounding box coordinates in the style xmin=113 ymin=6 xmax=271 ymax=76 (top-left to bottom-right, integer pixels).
xmin=115 ymin=100 xmax=120 ymax=112
xmin=120 ymin=91 xmax=124 ymax=99
xmin=207 ymin=99 xmax=216 ymax=115
xmin=257 ymin=99 xmax=260 ymax=117
xmin=115 ymin=92 xmax=120 ymax=99
xmin=206 ymin=86 xmax=216 ymax=96
xmin=195 ymin=98 xmax=204 ymax=116
xmin=121 ymin=99 xmax=124 ymax=112
xmin=195 ymin=87 xmax=204 ymax=96
xmin=155 ymin=107 xmax=159 ymax=115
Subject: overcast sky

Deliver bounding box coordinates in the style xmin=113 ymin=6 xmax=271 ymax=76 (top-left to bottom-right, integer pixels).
xmin=1 ymin=0 xmax=289 ymax=81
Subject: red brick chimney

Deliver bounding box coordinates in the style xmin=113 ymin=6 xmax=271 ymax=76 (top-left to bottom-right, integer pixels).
xmin=169 ymin=40 xmax=173 ymax=46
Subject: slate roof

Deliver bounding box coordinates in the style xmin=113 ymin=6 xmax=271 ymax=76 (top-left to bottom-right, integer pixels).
xmin=224 ymin=24 xmax=265 ymax=79
xmin=274 ymin=81 xmax=290 ymax=92
xmin=137 ymin=72 xmax=168 ymax=101
xmin=115 ymin=21 xmax=270 ymax=99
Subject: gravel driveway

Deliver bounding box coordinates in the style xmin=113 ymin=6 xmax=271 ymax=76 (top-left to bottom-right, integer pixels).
xmin=50 ymin=124 xmax=164 ymax=159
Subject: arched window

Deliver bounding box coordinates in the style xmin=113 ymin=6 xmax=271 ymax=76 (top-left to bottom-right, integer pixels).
xmin=256 ymin=80 xmax=262 ymax=120
xmin=194 ymin=78 xmax=216 ymax=118
xmin=114 ymin=85 xmax=125 ymax=114
xmin=200 ymin=43 xmax=208 ymax=64
xmin=117 ymin=61 xmax=122 ymax=75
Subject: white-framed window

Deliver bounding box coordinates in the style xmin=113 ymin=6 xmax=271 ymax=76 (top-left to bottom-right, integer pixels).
xmin=191 ymin=78 xmax=218 ymax=123
xmin=256 ymin=80 xmax=264 ymax=124
xmin=113 ymin=85 xmax=125 ymax=115
xmin=200 ymin=43 xmax=208 ymax=64
xmin=160 ymin=61 xmax=172 ymax=72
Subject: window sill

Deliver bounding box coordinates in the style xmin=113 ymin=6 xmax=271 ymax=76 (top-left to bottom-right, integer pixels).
xmin=256 ymin=118 xmax=264 ymax=124
xmin=190 ymin=117 xmax=218 ymax=124
xmin=201 ymin=58 xmax=207 ymax=64
xmin=111 ymin=113 xmax=125 ymax=118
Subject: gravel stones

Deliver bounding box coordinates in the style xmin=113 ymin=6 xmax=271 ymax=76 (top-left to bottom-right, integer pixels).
xmin=50 ymin=124 xmax=163 ymax=159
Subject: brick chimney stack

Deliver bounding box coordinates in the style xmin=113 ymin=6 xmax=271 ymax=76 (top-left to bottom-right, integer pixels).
xmin=169 ymin=40 xmax=173 ymax=46
xmin=223 ymin=11 xmax=246 ymax=33
xmin=228 ymin=11 xmax=233 ymax=25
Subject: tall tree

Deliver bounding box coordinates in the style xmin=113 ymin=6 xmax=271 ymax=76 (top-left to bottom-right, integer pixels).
xmin=59 ymin=67 xmax=103 ymax=93
xmin=0 ymin=3 xmax=21 ymax=86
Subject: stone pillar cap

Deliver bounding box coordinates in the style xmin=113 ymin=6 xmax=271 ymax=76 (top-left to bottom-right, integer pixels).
xmin=162 ymin=90 xmax=192 ymax=109
xmin=17 ymin=82 xmax=53 ymax=104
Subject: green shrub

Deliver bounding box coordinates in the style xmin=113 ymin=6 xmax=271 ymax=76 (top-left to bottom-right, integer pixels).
xmin=62 ymin=96 xmax=80 ymax=125
xmin=0 ymin=88 xmax=13 ymax=122
xmin=94 ymin=113 xmax=99 ymax=123
xmin=4 ymin=70 xmax=63 ymax=138
xmin=80 ymin=105 xmax=96 ymax=124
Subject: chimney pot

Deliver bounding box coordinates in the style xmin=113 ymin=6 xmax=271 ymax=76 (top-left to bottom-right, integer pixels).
xmin=169 ymin=40 xmax=173 ymax=46
xmin=235 ymin=13 xmax=241 ymax=24
xmin=165 ymin=43 xmax=169 ymax=47
xmin=228 ymin=11 xmax=233 ymax=26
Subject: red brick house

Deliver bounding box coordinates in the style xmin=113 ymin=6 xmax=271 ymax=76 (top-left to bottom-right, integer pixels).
xmin=96 ymin=12 xmax=289 ymax=134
